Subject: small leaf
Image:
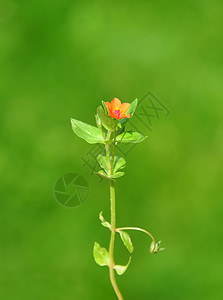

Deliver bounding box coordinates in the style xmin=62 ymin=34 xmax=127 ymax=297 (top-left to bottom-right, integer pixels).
xmin=97 ymin=106 xmax=116 ymax=131
xmin=97 ymin=155 xmax=126 ymax=176
xmin=116 ymin=131 xmax=147 ymax=144
xmin=150 ymin=240 xmax=165 ymax=254
xmin=71 ymin=118 xmax=104 ymax=144
xmin=113 ymin=156 xmax=126 ymax=173
xmin=118 ymin=98 xmax=138 ymax=128
xmin=127 ymin=98 xmax=138 ymax=115
xmin=114 ymin=257 xmax=131 ymax=275
xmin=119 ymin=231 xmax=134 ymax=253
xmin=95 ymin=170 xmax=116 ymax=180
xmin=95 ymin=170 xmax=108 ymax=178
xmin=111 ymin=171 xmax=125 ymax=178
xmin=97 ymin=154 xmax=109 ymax=174
xmin=99 ymin=211 xmax=111 ymax=229
xmin=93 ymin=242 xmax=110 ymax=266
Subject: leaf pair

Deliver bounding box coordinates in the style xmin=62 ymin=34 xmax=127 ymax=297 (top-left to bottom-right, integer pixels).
xmin=71 ymin=117 xmax=147 ymax=145
xmin=93 ymin=242 xmax=131 ymax=276
xmin=97 ymin=154 xmax=126 ymax=179
xmin=99 ymin=213 xmax=134 ymax=254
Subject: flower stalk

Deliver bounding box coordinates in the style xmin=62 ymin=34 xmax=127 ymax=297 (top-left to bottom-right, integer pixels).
xmin=70 ymin=97 xmax=164 ymax=300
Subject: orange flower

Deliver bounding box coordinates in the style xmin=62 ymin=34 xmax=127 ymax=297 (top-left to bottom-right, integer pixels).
xmin=105 ymin=98 xmax=131 ymax=120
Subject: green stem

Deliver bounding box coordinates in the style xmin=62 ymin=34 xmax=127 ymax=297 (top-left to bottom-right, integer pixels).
xmin=109 ymin=180 xmax=123 ymax=300
xmin=106 ymin=129 xmax=123 ymax=300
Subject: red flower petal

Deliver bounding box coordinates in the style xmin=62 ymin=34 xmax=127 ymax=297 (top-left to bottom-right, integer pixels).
xmin=111 ymin=98 xmax=121 ymax=111
xmin=120 ymin=103 xmax=130 ymax=114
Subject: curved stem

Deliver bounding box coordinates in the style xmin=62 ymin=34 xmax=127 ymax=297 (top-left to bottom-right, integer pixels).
xmin=116 ymin=227 xmax=156 ymax=250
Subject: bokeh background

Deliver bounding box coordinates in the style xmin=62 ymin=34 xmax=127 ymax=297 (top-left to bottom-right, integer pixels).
xmin=1 ymin=0 xmax=223 ymax=299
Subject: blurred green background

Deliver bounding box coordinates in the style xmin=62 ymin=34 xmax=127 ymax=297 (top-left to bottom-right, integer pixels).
xmin=1 ymin=0 xmax=223 ymax=299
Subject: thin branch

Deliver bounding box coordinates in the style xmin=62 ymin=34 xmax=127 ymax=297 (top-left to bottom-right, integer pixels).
xmin=116 ymin=227 xmax=156 ymax=249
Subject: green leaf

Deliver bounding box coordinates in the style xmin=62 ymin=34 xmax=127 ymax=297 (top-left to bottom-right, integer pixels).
xmin=127 ymin=98 xmax=138 ymax=115
xmin=95 ymin=170 xmax=108 ymax=177
xmin=95 ymin=170 xmax=117 ymax=180
xmin=97 ymin=154 xmax=109 ymax=174
xmin=97 ymin=170 xmax=107 ymax=176
xmin=114 ymin=257 xmax=131 ymax=275
xmin=71 ymin=118 xmax=104 ymax=144
xmin=97 ymin=155 xmax=126 ymax=176
xmin=93 ymin=242 xmax=110 ymax=266
xmin=116 ymin=131 xmax=147 ymax=143
xmin=95 ymin=170 xmax=110 ymax=179
xmin=97 ymin=106 xmax=116 ymax=131
xmin=111 ymin=171 xmax=125 ymax=178
xmin=99 ymin=211 xmax=111 ymax=229
xmin=102 ymin=101 xmax=108 ymax=114
xmin=113 ymin=156 xmax=126 ymax=173
xmin=96 ymin=170 xmax=116 ymax=180
xmin=118 ymin=98 xmax=138 ymax=128
xmin=119 ymin=231 xmax=134 ymax=253
xmin=150 ymin=240 xmax=165 ymax=254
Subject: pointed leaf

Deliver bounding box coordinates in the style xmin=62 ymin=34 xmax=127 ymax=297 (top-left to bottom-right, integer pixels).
xmin=71 ymin=118 xmax=104 ymax=144
xmin=97 ymin=155 xmax=126 ymax=176
xmin=127 ymin=98 xmax=138 ymax=115
xmin=116 ymin=131 xmax=147 ymax=144
xmin=118 ymin=98 xmax=138 ymax=128
xmin=95 ymin=170 xmax=116 ymax=180
xmin=99 ymin=211 xmax=111 ymax=229
xmin=93 ymin=242 xmax=110 ymax=266
xmin=119 ymin=231 xmax=134 ymax=253
xmin=113 ymin=156 xmax=126 ymax=173
xmin=97 ymin=106 xmax=116 ymax=131
xmin=114 ymin=257 xmax=131 ymax=275
xmin=95 ymin=170 xmax=108 ymax=178
xmin=97 ymin=154 xmax=109 ymax=174
xmin=111 ymin=171 xmax=125 ymax=178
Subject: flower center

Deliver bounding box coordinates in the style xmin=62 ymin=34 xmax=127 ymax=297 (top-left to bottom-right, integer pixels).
xmin=114 ymin=108 xmax=121 ymax=118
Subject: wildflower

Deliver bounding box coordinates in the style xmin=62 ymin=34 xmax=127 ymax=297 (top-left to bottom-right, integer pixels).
xmin=105 ymin=98 xmax=130 ymax=120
